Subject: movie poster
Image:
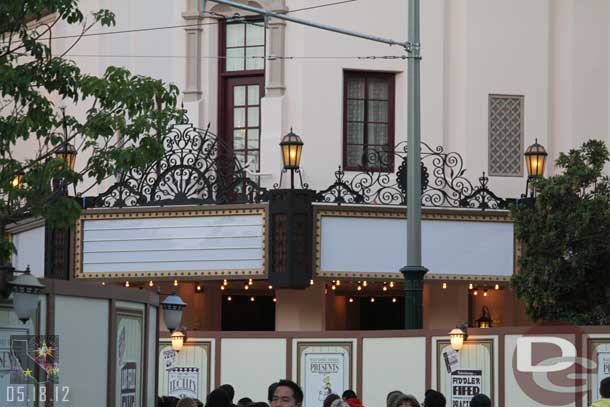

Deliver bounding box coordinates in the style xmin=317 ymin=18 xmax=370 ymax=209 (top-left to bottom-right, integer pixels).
xmin=303 ymin=352 xmax=347 ymax=407
xmin=168 ymin=367 xmax=200 ymax=399
xmin=451 ymin=370 xmax=482 ymax=407
xmin=116 ymin=312 xmax=143 ymax=407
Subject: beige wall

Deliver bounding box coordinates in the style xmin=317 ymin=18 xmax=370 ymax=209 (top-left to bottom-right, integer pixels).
xmin=220 ymin=338 xmax=286 ymax=402
xmin=276 ymin=284 xmax=326 ymax=331
xmin=424 ymin=282 xmax=470 ymax=330
xmin=55 ymin=296 xmax=109 ymax=407
xmin=362 ymin=337 xmax=426 ymax=404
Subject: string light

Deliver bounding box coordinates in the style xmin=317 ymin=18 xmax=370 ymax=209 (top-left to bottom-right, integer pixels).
xmin=124 ymin=281 xmax=130 ymax=288
xmin=473 ymin=290 xmax=478 ymax=296
xmin=331 ymin=284 xmax=336 ymax=290
xmin=250 ymin=296 xmax=255 ymax=302
xmin=223 ymin=279 xmax=228 ymax=286
xmin=442 ymin=282 xmax=447 ymax=289
xmin=357 ymin=285 xmax=362 ymax=291
xmin=196 ymin=284 xmax=202 ymax=292
xmin=392 ymin=297 xmax=397 ymax=303
xmin=483 ymin=289 xmax=488 ymax=297
xmin=244 ymin=284 xmax=249 ymax=290
xmin=336 ymin=280 xmax=341 ymax=286
xmin=101 ymin=282 xmax=106 ymax=286
xmin=310 ymin=279 xmax=314 ymax=286
xmin=370 ymin=297 xmax=375 ymax=303
xmin=389 ymin=281 xmax=395 ymax=288
xmin=469 ymin=283 xmax=474 ymax=290
xmin=273 ymin=298 xmax=277 ymax=303
xmin=268 ymin=284 xmax=273 ymax=290
xmin=173 ymin=280 xmax=178 ymax=287
xmin=227 ymin=296 xmax=232 ymax=301
xmin=148 ymin=280 xmax=154 ymax=287
xmin=363 ymin=281 xmax=368 ymax=287
xmin=382 ymin=285 xmax=388 ymax=292
xmin=248 ymin=279 xmax=253 ymax=286
xmin=495 ymin=284 xmax=500 ymax=290
xmin=348 ymin=298 xmax=354 ymax=303
xmin=220 ymin=285 xmax=225 ymax=290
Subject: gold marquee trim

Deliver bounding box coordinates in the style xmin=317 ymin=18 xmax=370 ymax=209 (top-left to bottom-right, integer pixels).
xmin=73 ymin=207 xmax=268 ymax=280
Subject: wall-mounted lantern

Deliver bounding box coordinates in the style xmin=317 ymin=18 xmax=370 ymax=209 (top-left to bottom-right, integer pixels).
xmin=449 ymin=324 xmax=468 ymax=352
xmin=160 ymin=292 xmax=186 ymax=333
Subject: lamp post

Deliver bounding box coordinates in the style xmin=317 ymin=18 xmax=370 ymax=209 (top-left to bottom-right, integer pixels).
xmin=524 ymin=139 xmax=548 ymax=197
xmin=1 ymin=265 xmax=46 ymax=324
xmin=160 ymin=291 xmax=186 ymax=333
xmin=279 ymin=129 xmax=304 ymax=189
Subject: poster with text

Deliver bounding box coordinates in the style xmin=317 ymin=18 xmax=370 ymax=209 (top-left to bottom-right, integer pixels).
xmin=168 ymin=367 xmax=200 ymax=399
xmin=451 ymin=369 xmax=482 ymax=407
xmin=116 ymin=312 xmax=143 ymax=407
xmin=303 ymin=353 xmax=345 ymax=407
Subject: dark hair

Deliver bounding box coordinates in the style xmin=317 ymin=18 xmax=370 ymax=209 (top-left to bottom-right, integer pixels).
xmin=601 ymin=377 xmax=610 ymax=398
xmin=206 ymin=389 xmax=232 ymax=407
xmin=323 ymin=394 xmax=340 ymax=407
xmin=469 ymin=394 xmax=491 ymax=407
xmin=423 ymin=390 xmax=446 ymax=407
xmin=237 ymin=398 xmax=253 ymax=407
xmin=386 ymin=390 xmax=403 ymax=407
xmin=274 ymin=379 xmax=304 ymax=404
xmin=342 ymin=390 xmax=357 ymax=400
xmin=268 ymin=382 xmax=278 ymax=403
xmin=219 ymin=384 xmax=235 ymax=403
xmin=163 ymin=396 xmax=180 ymax=407
xmin=392 ymin=394 xmax=420 ymax=407
xmin=251 ymin=403 xmax=269 ymax=407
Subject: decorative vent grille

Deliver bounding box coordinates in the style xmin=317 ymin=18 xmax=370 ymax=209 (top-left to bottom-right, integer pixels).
xmin=488 ymin=94 xmax=524 ymax=176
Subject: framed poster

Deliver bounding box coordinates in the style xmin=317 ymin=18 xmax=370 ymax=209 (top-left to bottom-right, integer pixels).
xmin=588 ymin=339 xmax=610 ymax=403
xmin=435 ymin=339 xmax=494 ymax=405
xmin=115 ymin=309 xmax=144 ymax=407
xmin=297 ymin=342 xmax=353 ymax=407
xmin=158 ymin=340 xmax=211 ymax=401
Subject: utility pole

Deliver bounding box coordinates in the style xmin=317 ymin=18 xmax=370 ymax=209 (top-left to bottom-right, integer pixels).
xmin=205 ymin=0 xmax=427 ymax=329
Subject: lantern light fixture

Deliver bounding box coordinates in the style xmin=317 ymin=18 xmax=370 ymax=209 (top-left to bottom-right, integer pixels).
xmin=449 ymin=324 xmax=468 ymax=352
xmin=160 ymin=291 xmax=186 ymax=333
xmin=279 ymin=129 xmax=305 ymax=189
xmin=171 ymin=329 xmax=186 ymax=352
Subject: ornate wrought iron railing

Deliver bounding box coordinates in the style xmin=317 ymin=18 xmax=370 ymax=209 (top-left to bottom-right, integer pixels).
xmin=94 ymin=123 xmax=268 ymax=208
xmin=315 ymin=142 xmax=507 ymax=210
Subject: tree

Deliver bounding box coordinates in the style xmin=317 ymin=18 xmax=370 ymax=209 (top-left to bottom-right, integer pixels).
xmin=511 ymin=139 xmax=610 ymax=325
xmin=0 ymin=1 xmax=183 ymax=261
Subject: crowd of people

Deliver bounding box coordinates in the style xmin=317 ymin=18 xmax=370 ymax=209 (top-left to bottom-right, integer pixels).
xmin=157 ymin=380 xmax=494 ymax=407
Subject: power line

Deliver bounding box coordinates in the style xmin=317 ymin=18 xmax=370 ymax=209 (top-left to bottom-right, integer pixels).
xmin=1 ymin=0 xmax=358 ymax=44
xmin=54 ymin=53 xmax=408 ymax=60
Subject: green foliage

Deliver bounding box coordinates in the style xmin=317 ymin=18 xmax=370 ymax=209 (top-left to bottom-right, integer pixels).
xmin=0 ymin=1 xmax=183 ymax=262
xmin=511 ymin=140 xmax=610 ymax=325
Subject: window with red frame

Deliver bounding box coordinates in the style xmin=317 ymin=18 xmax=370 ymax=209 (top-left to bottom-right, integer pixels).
xmin=343 ymin=71 xmax=395 ymax=172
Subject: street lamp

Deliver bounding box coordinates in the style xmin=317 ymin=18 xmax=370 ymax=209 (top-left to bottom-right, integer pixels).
xmin=171 ymin=329 xmax=187 ymax=352
xmin=449 ymin=324 xmax=468 ymax=352
xmin=2 ymin=265 xmax=46 ymax=324
xmin=160 ymin=292 xmax=186 ymax=333
xmin=279 ymin=129 xmax=304 ymax=189
xmin=524 ymin=139 xmax=548 ymax=197
xmin=55 ymin=142 xmax=77 ymax=172
xmin=476 ymin=306 xmax=492 ymax=329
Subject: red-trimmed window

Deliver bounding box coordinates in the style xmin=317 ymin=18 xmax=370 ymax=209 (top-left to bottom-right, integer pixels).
xmin=343 ymin=71 xmax=395 ymax=172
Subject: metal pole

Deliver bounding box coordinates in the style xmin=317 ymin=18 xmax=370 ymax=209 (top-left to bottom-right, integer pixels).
xmin=206 ymin=0 xmax=412 ymax=51
xmin=400 ymin=0 xmax=428 ymax=330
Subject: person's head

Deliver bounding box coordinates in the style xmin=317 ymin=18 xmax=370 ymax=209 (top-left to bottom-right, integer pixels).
xmin=423 ymin=390 xmax=446 ymax=407
xmin=386 ymin=390 xmax=403 ymax=407
xmin=341 ymin=390 xmax=357 ymax=400
xmin=268 ymin=383 xmax=279 ymax=403
xmin=177 ymin=398 xmax=199 ymax=407
xmin=601 ymin=377 xmax=610 ymax=398
xmin=323 ymin=394 xmax=340 ymax=407
xmin=164 ymin=396 xmax=180 ymax=407
xmin=391 ymin=394 xmax=420 ymax=407
xmin=219 ymin=384 xmax=236 ymax=403
xmin=252 ymin=403 xmax=269 ymax=407
xmin=270 ymin=379 xmax=304 ymax=407
xmin=330 ymin=400 xmax=349 ymax=407
xmin=206 ymin=389 xmax=232 ymax=407
xmin=469 ymin=394 xmax=491 ymax=407
xmin=237 ymin=398 xmax=253 ymax=407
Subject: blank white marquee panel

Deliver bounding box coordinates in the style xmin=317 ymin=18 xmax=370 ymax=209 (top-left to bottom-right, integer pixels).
xmin=320 ymin=216 xmax=513 ymax=277
xmin=81 ymin=214 xmax=264 ymax=274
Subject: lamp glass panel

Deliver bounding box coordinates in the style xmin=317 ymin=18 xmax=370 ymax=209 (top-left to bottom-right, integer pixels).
xmin=13 ymin=292 xmax=39 ymax=323
xmin=450 ymin=334 xmax=464 ymax=351
xmin=163 ymin=308 xmax=183 ymax=332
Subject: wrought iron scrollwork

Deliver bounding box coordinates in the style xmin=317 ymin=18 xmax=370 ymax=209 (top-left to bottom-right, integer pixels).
xmin=316 ymin=142 xmax=506 ymax=210
xmin=95 ymin=123 xmax=268 ymax=208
